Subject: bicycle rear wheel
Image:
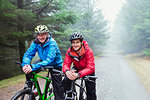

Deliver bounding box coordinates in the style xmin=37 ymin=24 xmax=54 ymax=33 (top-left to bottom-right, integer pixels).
xmin=11 ymin=89 xmax=36 ymax=100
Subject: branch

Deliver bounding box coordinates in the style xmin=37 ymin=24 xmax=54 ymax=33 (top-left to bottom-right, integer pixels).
xmin=23 ymin=2 xmax=38 ymax=7
xmin=36 ymin=0 xmax=53 ymax=17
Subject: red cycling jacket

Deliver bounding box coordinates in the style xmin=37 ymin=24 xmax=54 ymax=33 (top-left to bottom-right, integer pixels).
xmin=62 ymin=40 xmax=95 ymax=78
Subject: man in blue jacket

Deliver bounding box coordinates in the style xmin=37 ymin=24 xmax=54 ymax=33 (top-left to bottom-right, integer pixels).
xmin=22 ymin=25 xmax=64 ymax=100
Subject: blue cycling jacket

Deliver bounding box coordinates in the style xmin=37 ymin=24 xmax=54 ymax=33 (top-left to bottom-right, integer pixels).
xmin=22 ymin=37 xmax=62 ymax=71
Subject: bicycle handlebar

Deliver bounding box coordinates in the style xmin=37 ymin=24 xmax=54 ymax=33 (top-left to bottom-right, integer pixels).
xmin=15 ymin=61 xmax=54 ymax=72
xmin=52 ymin=69 xmax=65 ymax=77
xmin=84 ymin=75 xmax=97 ymax=79
xmin=52 ymin=69 xmax=97 ymax=83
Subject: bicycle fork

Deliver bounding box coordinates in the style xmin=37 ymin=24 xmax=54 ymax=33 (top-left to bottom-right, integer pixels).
xmin=79 ymin=79 xmax=85 ymax=100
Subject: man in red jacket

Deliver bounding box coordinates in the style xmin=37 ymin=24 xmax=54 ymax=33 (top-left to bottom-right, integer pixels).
xmin=62 ymin=32 xmax=97 ymax=100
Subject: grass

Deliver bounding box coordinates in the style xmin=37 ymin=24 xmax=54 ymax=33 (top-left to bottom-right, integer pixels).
xmin=0 ymin=71 xmax=47 ymax=89
xmin=125 ymin=54 xmax=150 ymax=95
xmin=0 ymin=74 xmax=25 ymax=89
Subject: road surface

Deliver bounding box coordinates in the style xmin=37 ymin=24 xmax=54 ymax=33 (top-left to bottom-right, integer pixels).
xmin=95 ymin=54 xmax=150 ymax=100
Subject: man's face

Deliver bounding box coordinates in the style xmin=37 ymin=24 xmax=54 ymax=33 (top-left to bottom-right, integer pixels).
xmin=71 ymin=39 xmax=82 ymax=51
xmin=37 ymin=33 xmax=48 ymax=43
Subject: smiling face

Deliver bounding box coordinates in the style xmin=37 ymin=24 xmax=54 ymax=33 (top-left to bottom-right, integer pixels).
xmin=37 ymin=33 xmax=48 ymax=43
xmin=71 ymin=39 xmax=82 ymax=51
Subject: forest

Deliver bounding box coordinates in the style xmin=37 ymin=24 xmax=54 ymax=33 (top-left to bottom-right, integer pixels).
xmin=112 ymin=0 xmax=150 ymax=55
xmin=1 ymin=0 xmax=150 ymax=80
xmin=0 ymin=0 xmax=108 ymax=80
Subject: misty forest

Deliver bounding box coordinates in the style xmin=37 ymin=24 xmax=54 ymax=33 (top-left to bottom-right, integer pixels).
xmin=1 ymin=0 xmax=150 ymax=99
xmin=1 ymin=0 xmax=150 ymax=94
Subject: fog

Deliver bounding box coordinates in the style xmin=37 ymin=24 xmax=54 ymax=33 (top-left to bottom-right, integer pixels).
xmin=95 ymin=0 xmax=149 ymax=55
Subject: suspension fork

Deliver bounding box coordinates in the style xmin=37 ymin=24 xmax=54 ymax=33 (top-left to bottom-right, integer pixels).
xmin=79 ymin=78 xmax=84 ymax=100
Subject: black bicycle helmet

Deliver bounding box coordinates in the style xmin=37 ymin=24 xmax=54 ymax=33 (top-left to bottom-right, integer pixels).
xmin=70 ymin=32 xmax=83 ymax=41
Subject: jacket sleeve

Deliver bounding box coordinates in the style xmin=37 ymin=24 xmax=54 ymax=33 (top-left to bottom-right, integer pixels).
xmin=22 ymin=42 xmax=37 ymax=67
xmin=78 ymin=48 xmax=95 ymax=78
xmin=62 ymin=50 xmax=72 ymax=73
xmin=31 ymin=41 xmax=59 ymax=71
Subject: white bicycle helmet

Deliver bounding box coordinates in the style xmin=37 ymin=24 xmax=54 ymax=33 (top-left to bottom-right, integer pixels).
xmin=34 ymin=25 xmax=49 ymax=34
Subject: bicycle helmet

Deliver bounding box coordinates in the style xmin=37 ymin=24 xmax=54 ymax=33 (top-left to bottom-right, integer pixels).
xmin=70 ymin=32 xmax=83 ymax=41
xmin=34 ymin=25 xmax=49 ymax=34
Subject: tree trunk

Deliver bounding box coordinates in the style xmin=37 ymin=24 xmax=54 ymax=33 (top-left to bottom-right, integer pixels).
xmin=18 ymin=40 xmax=25 ymax=62
xmin=17 ymin=0 xmax=25 ymax=63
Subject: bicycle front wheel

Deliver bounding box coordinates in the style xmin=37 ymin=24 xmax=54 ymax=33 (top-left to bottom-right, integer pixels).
xmin=11 ymin=89 xmax=36 ymax=100
xmin=79 ymin=87 xmax=87 ymax=100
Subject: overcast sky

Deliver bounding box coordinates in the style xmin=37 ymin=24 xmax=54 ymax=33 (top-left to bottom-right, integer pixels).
xmin=95 ymin=0 xmax=126 ymax=52
xmin=95 ymin=0 xmax=126 ymax=29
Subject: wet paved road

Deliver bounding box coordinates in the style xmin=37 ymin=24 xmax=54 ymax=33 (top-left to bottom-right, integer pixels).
xmin=95 ymin=54 xmax=150 ymax=100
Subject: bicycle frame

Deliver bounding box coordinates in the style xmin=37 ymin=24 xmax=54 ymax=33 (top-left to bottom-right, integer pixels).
xmin=12 ymin=62 xmax=55 ymax=100
xmin=29 ymin=70 xmax=54 ymax=100
xmin=65 ymin=78 xmax=87 ymax=100
xmin=52 ymin=69 xmax=97 ymax=100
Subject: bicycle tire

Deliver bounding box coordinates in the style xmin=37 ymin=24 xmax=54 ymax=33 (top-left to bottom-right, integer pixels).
xmin=47 ymin=84 xmax=54 ymax=100
xmin=11 ymin=89 xmax=36 ymax=100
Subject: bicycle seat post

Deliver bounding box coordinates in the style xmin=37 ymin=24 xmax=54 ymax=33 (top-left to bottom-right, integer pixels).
xmin=47 ymin=69 xmax=50 ymax=77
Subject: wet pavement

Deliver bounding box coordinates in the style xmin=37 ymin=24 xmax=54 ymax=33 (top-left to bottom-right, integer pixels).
xmin=95 ymin=54 xmax=150 ymax=100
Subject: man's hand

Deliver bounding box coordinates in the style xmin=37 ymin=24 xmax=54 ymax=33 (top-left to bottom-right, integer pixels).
xmin=66 ymin=70 xmax=79 ymax=80
xmin=22 ymin=65 xmax=32 ymax=74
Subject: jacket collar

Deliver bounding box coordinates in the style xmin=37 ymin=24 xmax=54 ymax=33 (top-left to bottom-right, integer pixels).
xmin=68 ymin=44 xmax=85 ymax=59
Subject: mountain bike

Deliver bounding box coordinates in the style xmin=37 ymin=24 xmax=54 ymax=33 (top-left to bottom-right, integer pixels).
xmin=11 ymin=62 xmax=55 ymax=100
xmin=53 ymin=69 xmax=97 ymax=100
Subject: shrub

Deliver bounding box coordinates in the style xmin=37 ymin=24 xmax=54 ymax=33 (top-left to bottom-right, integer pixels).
xmin=143 ymin=48 xmax=150 ymax=57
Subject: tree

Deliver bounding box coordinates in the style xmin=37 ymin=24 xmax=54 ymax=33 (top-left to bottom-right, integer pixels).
xmin=113 ymin=0 xmax=150 ymax=54
xmin=0 ymin=0 xmax=78 ymax=61
xmin=64 ymin=0 xmax=109 ymax=55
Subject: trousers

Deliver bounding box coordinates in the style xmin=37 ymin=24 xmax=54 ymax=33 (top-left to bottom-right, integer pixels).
xmin=63 ymin=73 xmax=97 ymax=100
